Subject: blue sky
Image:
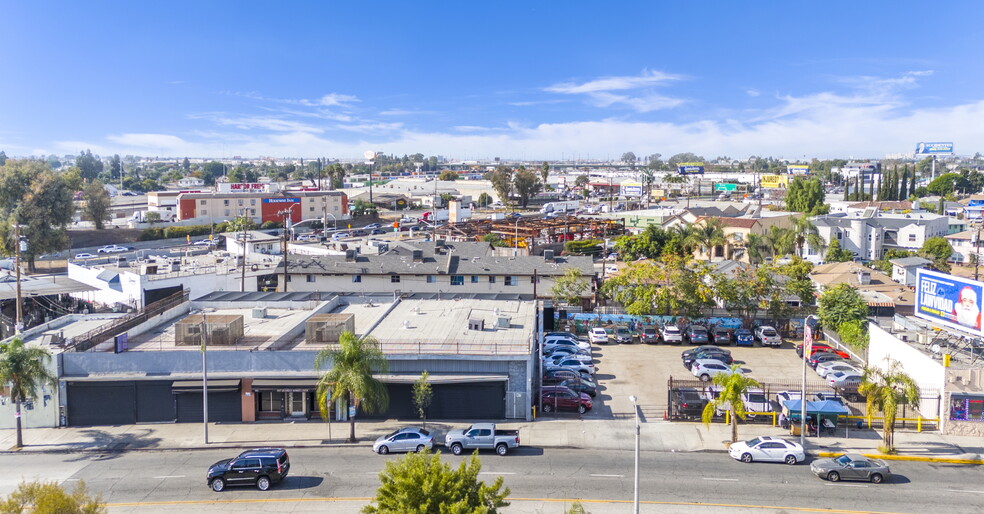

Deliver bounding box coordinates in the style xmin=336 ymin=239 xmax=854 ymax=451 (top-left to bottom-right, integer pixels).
xmin=2 ymin=1 xmax=982 ymax=161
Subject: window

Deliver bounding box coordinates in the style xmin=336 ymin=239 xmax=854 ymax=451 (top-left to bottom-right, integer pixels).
xmin=836 ymin=231 xmax=843 ymax=240
xmin=259 ymin=392 xmax=281 ymax=412
xmin=223 ymin=200 xmax=230 ymax=206
xmin=391 ymin=275 xmax=401 ymax=283
xmin=306 ymin=274 xmax=315 ymax=283
xmin=426 ymin=275 xmax=436 ymax=283
xmin=200 ymin=200 xmax=207 ymax=205
xmin=471 ymin=276 xmax=479 ymax=283
xmin=489 ymin=276 xmax=496 ymax=284
xmin=352 ymin=275 xmax=362 ymax=283
xmin=250 ymin=199 xmax=256 ymax=205
xmin=504 ymin=276 xmax=515 ymax=286
xmin=202 ymin=210 xmax=208 ymax=215
xmin=238 ymin=199 xmax=244 ymax=206
xmin=310 ymin=207 xmax=315 ymax=212
xmin=224 ymin=210 xmax=230 ymax=217
xmin=450 ymin=275 xmax=464 ymax=285
xmin=908 ymin=234 xmax=917 ymax=242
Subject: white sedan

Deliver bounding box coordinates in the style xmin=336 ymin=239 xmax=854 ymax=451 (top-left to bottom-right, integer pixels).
xmin=691 ymin=359 xmax=743 ymax=382
xmin=588 ymin=328 xmax=609 ymax=345
xmin=73 ymin=252 xmax=96 ymax=259
xmin=729 ymin=436 xmax=805 ymax=465
xmin=816 ymin=361 xmax=861 ymax=379
xmin=97 ymin=245 xmax=129 ymax=253
xmin=828 ymin=371 xmax=863 ymax=388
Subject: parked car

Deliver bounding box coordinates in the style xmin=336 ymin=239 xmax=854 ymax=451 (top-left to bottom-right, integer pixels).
xmin=613 ymin=326 xmax=634 ymax=344
xmin=811 ymin=454 xmax=891 ymax=483
xmin=741 ymin=390 xmax=773 ymax=416
xmin=331 ymin=232 xmax=351 ymax=240
xmin=545 ymin=357 xmax=597 ymax=376
xmin=662 ymin=325 xmax=684 ymax=344
xmin=192 ymin=239 xmax=214 ymax=246
xmin=692 ymin=359 xmax=742 ymax=382
xmin=373 ymin=427 xmax=434 ymax=454
xmin=682 ymin=350 xmax=733 ymax=371
xmin=543 ymin=345 xmax=590 ymax=358
xmin=207 ymin=448 xmax=290 ymax=492
xmin=557 ymin=379 xmax=597 ymax=397
xmin=543 ymin=353 xmax=594 ymax=366
xmin=711 ymin=326 xmax=732 ymax=346
xmin=809 ymin=352 xmax=847 ymax=369
xmin=588 ymin=328 xmax=609 ymax=345
xmin=546 ymin=331 xmax=580 ymax=340
xmin=637 ymin=326 xmax=658 ymax=344
xmin=812 ymin=392 xmax=847 ymax=406
xmin=682 ymin=345 xmax=730 ymax=360
xmin=540 ymin=386 xmax=593 ymax=414
xmin=97 ymin=244 xmax=130 ymax=254
xmin=798 ymin=343 xmax=851 ymax=360
xmin=815 ymin=361 xmax=861 ymax=379
xmin=544 ymin=338 xmax=592 ymax=352
xmin=685 ymin=325 xmax=710 ymax=345
xmin=445 ymin=423 xmax=520 ymax=456
xmin=775 ymin=390 xmax=803 ymax=407
xmin=672 ymin=388 xmax=708 ymax=420
xmin=828 ymin=371 xmax=863 ymax=389
xmin=363 ymin=223 xmax=382 ymax=230
xmin=754 ymin=326 xmax=782 ymax=347
xmin=73 ymin=252 xmax=96 ymax=259
xmin=734 ymin=328 xmax=754 ymax=347
xmin=543 ymin=368 xmax=592 ymax=384
xmin=729 ymin=436 xmax=804 ymax=465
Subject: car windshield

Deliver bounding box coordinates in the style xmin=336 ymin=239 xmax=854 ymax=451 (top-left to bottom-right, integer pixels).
xmin=747 ymin=394 xmax=767 ymax=403
xmin=644 ymin=329 xmax=656 ymax=334
xmin=834 ymin=455 xmax=852 ymax=466
xmin=763 ymin=329 xmax=777 ymax=336
xmin=736 ymin=330 xmax=751 ymax=336
xmin=616 ymin=329 xmax=629 ymax=335
xmin=746 ymin=437 xmax=762 ymax=446
xmin=666 ymin=327 xmax=679 ymax=333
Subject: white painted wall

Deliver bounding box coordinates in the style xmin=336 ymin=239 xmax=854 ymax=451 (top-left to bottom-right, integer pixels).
xmin=868 ymin=323 xmax=945 ymax=420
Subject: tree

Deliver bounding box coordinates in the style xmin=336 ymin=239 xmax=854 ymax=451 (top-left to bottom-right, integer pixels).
xmin=82 ymin=180 xmax=112 ymax=230
xmin=762 ymin=225 xmax=794 ymax=259
xmin=741 ymin=233 xmax=771 ymax=266
xmin=789 ymin=216 xmax=824 ymax=259
xmin=601 ymin=256 xmax=715 ymax=317
xmin=639 ymin=167 xmax=656 ymax=208
xmin=621 ymin=152 xmax=637 ymax=168
xmin=551 ymin=268 xmax=591 ymax=305
xmin=909 ymin=165 xmax=917 ymax=198
xmin=75 ymin=150 xmax=103 ymax=182
xmin=858 ymin=360 xmax=921 ymax=452
xmin=667 ymin=152 xmax=704 ymax=168
xmin=0 ymin=161 xmax=74 ymax=271
xmin=701 ymin=364 xmax=762 ymax=443
xmin=784 ymin=177 xmax=828 ymax=214
xmin=201 ymin=161 xmax=225 ymax=186
xmin=686 ymin=218 xmax=727 ymax=261
xmin=315 ymin=331 xmax=389 ymax=443
xmin=0 ymin=151 xmax=6 ymax=166
xmin=540 ymin=161 xmax=550 ymax=184
xmin=574 ymin=174 xmax=589 ymax=188
xmin=488 ymin=168 xmax=512 ymax=205
xmin=477 ymin=192 xmax=492 ymax=208
xmin=182 ymin=157 xmax=191 ymax=172
xmin=438 ymin=170 xmax=459 ymax=181
xmin=362 ymin=451 xmax=509 ymax=513
xmin=817 ymin=283 xmax=868 ymax=334
xmin=0 ymin=480 xmax=104 ymax=513
xmin=144 ymin=211 xmax=162 ymax=224
xmin=926 ymin=173 xmax=962 ymax=197
xmin=412 ymin=371 xmax=433 ymax=429
xmin=898 ymin=166 xmax=909 ymax=199
xmin=919 ymin=236 xmax=954 ymax=272
xmin=512 ymin=168 xmax=542 ymax=208
xmin=0 ymin=338 xmax=56 ymax=449
xmin=823 ymin=239 xmax=854 ymax=263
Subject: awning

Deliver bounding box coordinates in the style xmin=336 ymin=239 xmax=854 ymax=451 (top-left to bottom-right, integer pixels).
xmin=373 ymin=374 xmax=508 ymax=384
xmin=172 ymin=379 xmax=241 ymax=393
xmin=782 ymin=399 xmax=851 ymax=418
xmin=251 ymin=379 xmax=320 ymax=391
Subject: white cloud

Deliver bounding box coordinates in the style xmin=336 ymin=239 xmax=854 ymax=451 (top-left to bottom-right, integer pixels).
xmin=189 ymin=113 xmax=324 ymax=133
xmin=107 ymin=133 xmax=188 ymax=149
xmin=298 ymin=93 xmax=359 ymax=107
xmin=544 ymin=69 xmax=686 ymax=113
xmin=746 ymin=89 xmax=761 ymax=97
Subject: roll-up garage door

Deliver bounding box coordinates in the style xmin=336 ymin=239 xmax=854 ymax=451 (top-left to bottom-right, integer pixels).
xmin=174 ymin=390 xmax=242 ymax=423
xmin=136 ymin=382 xmax=176 ymax=423
xmin=68 ymin=383 xmax=137 ymax=426
xmin=363 ymin=382 xmax=506 ymax=420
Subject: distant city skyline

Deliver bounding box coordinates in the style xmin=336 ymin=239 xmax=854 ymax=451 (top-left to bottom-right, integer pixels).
xmin=2 ymin=2 xmax=982 ymax=161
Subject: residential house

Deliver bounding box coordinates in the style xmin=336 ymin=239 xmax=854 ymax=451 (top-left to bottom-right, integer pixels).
xmin=890 ymin=256 xmax=932 ymax=286
xmin=810 ymin=261 xmax=915 ymax=317
xmin=805 ymin=210 xmax=950 ymax=264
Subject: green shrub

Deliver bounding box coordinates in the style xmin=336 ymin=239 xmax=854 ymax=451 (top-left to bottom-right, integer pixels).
xmin=565 ymin=239 xmax=602 ymax=255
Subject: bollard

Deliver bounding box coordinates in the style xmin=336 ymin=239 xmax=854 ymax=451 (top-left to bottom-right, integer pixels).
xmin=917 ymin=416 xmax=922 ymax=432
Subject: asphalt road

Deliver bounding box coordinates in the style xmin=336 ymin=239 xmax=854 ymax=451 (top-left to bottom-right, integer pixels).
xmin=6 ymin=448 xmax=983 ymax=513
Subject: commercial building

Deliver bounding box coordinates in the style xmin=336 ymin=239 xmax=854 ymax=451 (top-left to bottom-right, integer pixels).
xmin=176 ymin=190 xmax=349 ymax=225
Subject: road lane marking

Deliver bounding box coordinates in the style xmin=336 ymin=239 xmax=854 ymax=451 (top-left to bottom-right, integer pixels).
xmin=824 ymin=483 xmax=868 ymax=487
xmin=589 ymin=474 xmax=624 ymax=477
xmin=153 ymin=476 xmax=186 ymax=479
xmin=479 ymin=472 xmax=515 ymax=475
xmin=947 ymin=489 xmax=984 ymax=494
xmin=702 ymin=478 xmax=739 ymax=481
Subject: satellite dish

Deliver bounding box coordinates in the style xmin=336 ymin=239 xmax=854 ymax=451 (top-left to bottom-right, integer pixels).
xmin=364 ymin=150 xmax=377 ymax=160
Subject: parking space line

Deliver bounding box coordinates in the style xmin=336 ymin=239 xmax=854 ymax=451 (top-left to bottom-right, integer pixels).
xmin=589 ymin=474 xmax=624 ymax=478
xmin=946 ymin=489 xmax=984 ymax=494
xmin=702 ymin=478 xmax=739 ymax=481
xmin=153 ymin=476 xmax=186 ymax=479
xmin=824 ymin=483 xmax=867 ymax=487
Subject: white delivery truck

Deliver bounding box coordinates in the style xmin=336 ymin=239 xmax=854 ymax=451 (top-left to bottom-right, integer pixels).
xmin=130 ymin=210 xmax=175 ymax=223
xmin=539 ymin=200 xmax=580 ymax=214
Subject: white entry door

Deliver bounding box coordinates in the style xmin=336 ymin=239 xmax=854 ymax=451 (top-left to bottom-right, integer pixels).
xmin=286 ymin=392 xmax=307 ymax=417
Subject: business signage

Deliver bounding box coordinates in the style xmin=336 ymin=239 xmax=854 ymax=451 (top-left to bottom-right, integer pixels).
xmin=715 ymin=183 xmax=738 ymax=192
xmin=760 ymin=174 xmax=788 ymax=189
xmin=620 ymin=182 xmax=643 ymax=197
xmin=677 ymin=162 xmax=705 ymax=175
xmin=915 ymin=269 xmax=984 ymax=335
xmin=915 ymin=142 xmax=954 ymax=155
xmin=262 ymin=197 xmax=300 ymax=204
xmin=787 ymin=165 xmax=809 ymax=175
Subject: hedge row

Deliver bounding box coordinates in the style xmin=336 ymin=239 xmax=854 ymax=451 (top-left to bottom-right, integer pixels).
xmin=137 ymin=220 xmax=261 ymax=241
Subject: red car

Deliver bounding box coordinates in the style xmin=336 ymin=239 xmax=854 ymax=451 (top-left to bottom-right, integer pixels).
xmin=540 ymin=386 xmax=593 ymax=414
xmin=797 ymin=343 xmax=850 ymax=360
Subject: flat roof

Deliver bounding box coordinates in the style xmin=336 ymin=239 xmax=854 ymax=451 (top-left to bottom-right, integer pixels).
xmin=122 ymin=307 xmax=313 ymax=352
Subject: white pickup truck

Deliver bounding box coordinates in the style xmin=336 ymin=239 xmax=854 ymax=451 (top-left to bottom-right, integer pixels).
xmin=444 ymin=423 xmax=520 ymax=456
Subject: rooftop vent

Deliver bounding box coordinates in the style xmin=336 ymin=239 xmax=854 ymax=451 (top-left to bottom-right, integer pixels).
xmin=468 ymin=319 xmax=485 ymax=331
xmin=857 ymin=270 xmax=871 ymax=285
xmin=412 ymin=250 xmax=423 ymax=262
xmin=496 ymin=316 xmax=510 ymax=329
xmin=543 ymin=249 xmax=555 ymax=262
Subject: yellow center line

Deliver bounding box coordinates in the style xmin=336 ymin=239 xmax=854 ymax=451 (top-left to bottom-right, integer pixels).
xmin=106 ymin=496 xmax=904 ymax=513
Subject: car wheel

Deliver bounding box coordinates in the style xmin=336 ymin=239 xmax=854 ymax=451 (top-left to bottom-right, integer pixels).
xmin=210 ymin=478 xmax=225 ymax=492
xmin=870 ymin=473 xmax=884 ymax=484
xmin=827 ymin=471 xmax=840 ymax=482
xmin=740 ymin=453 xmax=753 ymax=463
xmin=416 ymin=445 xmax=425 ymax=453
xmin=700 ymin=374 xmax=710 ymax=382
xmin=577 ymin=404 xmax=587 ymax=414
xmin=256 ymin=476 xmax=270 ymax=491
xmin=496 ymin=443 xmax=508 ymax=456
xmin=542 ymin=403 xmax=554 ymax=413
xmin=377 ymin=445 xmax=389 ymax=455
xmin=784 ymin=454 xmax=798 ymax=465
xmin=450 ymin=443 xmax=463 ymax=456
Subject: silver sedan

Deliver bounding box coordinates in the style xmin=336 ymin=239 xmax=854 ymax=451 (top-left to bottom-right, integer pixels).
xmin=810 ymin=454 xmax=891 ymax=483
xmin=372 ymin=427 xmax=434 ymax=455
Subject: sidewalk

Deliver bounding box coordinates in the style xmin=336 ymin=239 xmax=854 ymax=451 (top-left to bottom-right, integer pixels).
xmin=2 ymin=418 xmax=982 ymax=463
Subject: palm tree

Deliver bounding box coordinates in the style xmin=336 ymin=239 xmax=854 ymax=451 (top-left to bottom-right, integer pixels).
xmin=669 ymin=223 xmax=696 ymax=255
xmin=790 ymin=216 xmax=825 ymax=259
xmin=686 ymin=218 xmax=727 ymax=261
xmin=0 ymin=338 xmax=56 ymax=449
xmin=315 ymin=331 xmax=390 ymax=443
xmin=763 ymin=225 xmax=794 ymax=260
xmin=701 ymin=365 xmax=762 ymax=443
xmin=858 ymin=360 xmax=921 ymax=452
xmin=741 ymin=233 xmax=770 ymax=266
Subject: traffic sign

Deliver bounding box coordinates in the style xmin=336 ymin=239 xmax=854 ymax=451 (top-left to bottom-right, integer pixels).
xmin=715 ymin=183 xmax=737 ymax=192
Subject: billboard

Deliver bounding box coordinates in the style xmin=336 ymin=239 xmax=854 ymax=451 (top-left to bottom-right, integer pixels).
xmin=915 ymin=269 xmax=984 ymax=335
xmin=677 ymin=162 xmax=704 ymax=175
xmin=620 ymin=182 xmax=643 ymax=197
xmin=787 ymin=165 xmax=809 ymax=175
xmin=760 ymin=174 xmax=788 ymax=189
xmin=915 ymin=142 xmax=954 ymax=155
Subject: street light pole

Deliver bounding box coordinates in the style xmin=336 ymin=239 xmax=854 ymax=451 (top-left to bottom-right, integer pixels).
xmin=630 ymin=395 xmax=640 ymax=514
xmin=13 ymin=223 xmax=23 ymax=334
xmin=200 ymin=310 xmax=209 ymax=445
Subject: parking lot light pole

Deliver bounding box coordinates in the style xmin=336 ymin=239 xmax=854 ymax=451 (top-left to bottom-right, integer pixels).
xmin=630 ymin=395 xmax=640 ymax=514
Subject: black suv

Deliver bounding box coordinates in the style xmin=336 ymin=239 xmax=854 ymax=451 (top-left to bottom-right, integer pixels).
xmin=672 ymin=389 xmax=708 ymax=420
xmin=207 ymin=448 xmax=290 ymax=492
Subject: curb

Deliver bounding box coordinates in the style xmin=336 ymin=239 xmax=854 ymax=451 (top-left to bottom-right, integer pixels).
xmin=814 ymin=451 xmax=984 ymax=465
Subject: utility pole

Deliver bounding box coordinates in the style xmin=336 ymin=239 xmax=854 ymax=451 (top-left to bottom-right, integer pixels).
xmin=975 ymin=223 xmax=983 ymax=282
xmin=13 ymin=224 xmax=23 ymax=334
xmin=200 ymin=310 xmax=209 ymax=445
xmin=240 ymin=210 xmax=247 ymax=292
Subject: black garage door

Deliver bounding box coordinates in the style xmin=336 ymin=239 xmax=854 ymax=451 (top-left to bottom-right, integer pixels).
xmin=175 ymin=392 xmax=242 ymax=423
xmin=362 ymin=382 xmax=506 ymax=420
xmin=68 ymin=383 xmax=137 ymax=426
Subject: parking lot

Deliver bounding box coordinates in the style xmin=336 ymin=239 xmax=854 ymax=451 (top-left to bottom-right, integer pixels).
xmin=538 ymin=331 xmax=837 ymax=423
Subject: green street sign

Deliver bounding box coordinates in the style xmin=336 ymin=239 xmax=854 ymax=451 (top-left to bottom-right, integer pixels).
xmin=715 ymin=183 xmax=737 ymax=192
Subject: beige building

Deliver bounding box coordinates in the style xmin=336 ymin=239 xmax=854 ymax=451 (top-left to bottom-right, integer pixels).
xmin=177 ymin=190 xmax=349 ymax=225
xmin=691 ymin=215 xmax=794 ymax=263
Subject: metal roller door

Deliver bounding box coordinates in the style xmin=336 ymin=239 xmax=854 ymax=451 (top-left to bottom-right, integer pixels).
xmin=136 ymin=382 xmax=176 ymax=423
xmin=431 ymin=383 xmax=505 ymax=419
xmin=175 ymin=392 xmax=242 ymax=423
xmin=67 ymin=383 xmax=136 ymax=426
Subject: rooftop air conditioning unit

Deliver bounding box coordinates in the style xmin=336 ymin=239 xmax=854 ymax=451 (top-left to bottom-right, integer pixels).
xmin=496 ymin=316 xmax=510 ymax=329
xmin=252 ymin=308 xmax=267 ymax=319
xmin=468 ymin=319 xmax=484 ymax=331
